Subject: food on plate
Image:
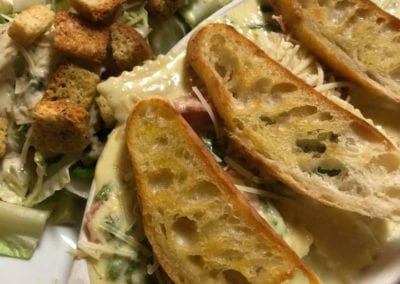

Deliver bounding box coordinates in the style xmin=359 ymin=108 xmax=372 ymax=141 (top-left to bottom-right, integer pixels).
xmin=69 ymin=0 xmax=125 ymax=23
xmin=125 ymin=98 xmax=320 ymax=284
xmin=187 ymin=23 xmax=400 ymax=221
xmin=0 ymin=118 xmax=7 ymax=158
xmin=31 ymin=100 xmax=90 ymax=156
xmin=78 ymin=0 xmax=400 ymax=283
xmin=0 ymin=0 xmax=228 ymax=261
xmin=270 ymin=0 xmax=400 ymax=105
xmin=110 ymin=22 xmax=153 ymax=72
xmin=146 ymin=0 xmax=186 ymax=17
xmin=7 ymin=4 xmax=54 ymax=45
xmin=54 ymin=11 xmax=110 ymax=64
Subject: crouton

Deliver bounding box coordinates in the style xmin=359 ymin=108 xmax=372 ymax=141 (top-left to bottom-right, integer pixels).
xmin=69 ymin=0 xmax=125 ymax=23
xmin=146 ymin=0 xmax=185 ymax=17
xmin=31 ymin=100 xmax=90 ymax=155
xmin=95 ymin=95 xmax=115 ymax=128
xmin=54 ymin=12 xmax=109 ymax=64
xmin=8 ymin=5 xmax=55 ymax=45
xmin=0 ymin=118 xmax=7 ymax=159
xmin=42 ymin=63 xmax=100 ymax=109
xmin=110 ymin=23 xmax=153 ymax=71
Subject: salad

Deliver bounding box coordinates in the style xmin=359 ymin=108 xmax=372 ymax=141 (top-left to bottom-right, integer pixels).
xmin=0 ymin=0 xmax=232 ymax=261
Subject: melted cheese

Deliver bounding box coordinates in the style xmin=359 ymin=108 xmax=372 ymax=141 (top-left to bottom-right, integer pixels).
xmin=93 ymin=0 xmax=399 ymax=283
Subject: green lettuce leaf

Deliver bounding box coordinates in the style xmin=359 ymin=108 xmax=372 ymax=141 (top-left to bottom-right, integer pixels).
xmin=0 ymin=200 xmax=51 ymax=259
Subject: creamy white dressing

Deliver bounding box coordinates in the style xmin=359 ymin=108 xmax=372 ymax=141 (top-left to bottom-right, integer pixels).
xmin=0 ymin=24 xmax=17 ymax=116
xmin=97 ymin=51 xmax=190 ymax=124
xmin=92 ymin=0 xmax=400 ymax=283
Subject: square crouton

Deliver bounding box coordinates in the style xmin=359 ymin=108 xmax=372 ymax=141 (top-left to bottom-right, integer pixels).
xmin=0 ymin=118 xmax=7 ymax=159
xmin=31 ymin=100 xmax=90 ymax=155
xmin=54 ymin=12 xmax=109 ymax=64
xmin=42 ymin=63 xmax=100 ymax=109
xmin=110 ymin=23 xmax=153 ymax=71
xmin=69 ymin=0 xmax=126 ymax=23
xmin=8 ymin=5 xmax=55 ymax=45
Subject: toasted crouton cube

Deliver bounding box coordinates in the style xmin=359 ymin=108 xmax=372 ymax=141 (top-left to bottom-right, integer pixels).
xmin=110 ymin=23 xmax=153 ymax=71
xmin=0 ymin=118 xmax=7 ymax=159
xmin=95 ymin=95 xmax=115 ymax=128
xmin=8 ymin=5 xmax=55 ymax=45
xmin=146 ymin=0 xmax=185 ymax=17
xmin=31 ymin=100 xmax=90 ymax=155
xmin=69 ymin=0 xmax=125 ymax=23
xmin=42 ymin=63 xmax=100 ymax=109
xmin=54 ymin=12 xmax=109 ymax=64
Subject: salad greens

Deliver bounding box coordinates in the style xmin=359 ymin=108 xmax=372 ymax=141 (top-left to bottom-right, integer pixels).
xmin=0 ymin=0 xmax=234 ymax=264
xmin=0 ymin=200 xmax=51 ymax=259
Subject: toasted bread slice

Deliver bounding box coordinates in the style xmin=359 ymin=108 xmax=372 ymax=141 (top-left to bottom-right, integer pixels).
xmin=125 ymin=98 xmax=320 ymax=284
xmin=270 ymin=0 xmax=400 ymax=105
xmin=187 ymin=23 xmax=400 ymax=220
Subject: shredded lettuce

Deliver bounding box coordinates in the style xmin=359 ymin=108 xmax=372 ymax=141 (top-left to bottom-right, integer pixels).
xmin=120 ymin=1 xmax=150 ymax=37
xmin=0 ymin=153 xmax=32 ymax=204
xmin=0 ymin=0 xmax=12 ymax=14
xmin=179 ymin=0 xmax=232 ymax=28
xmin=0 ymin=200 xmax=51 ymax=259
xmin=149 ymin=16 xmax=188 ymax=54
xmin=23 ymin=152 xmax=80 ymax=206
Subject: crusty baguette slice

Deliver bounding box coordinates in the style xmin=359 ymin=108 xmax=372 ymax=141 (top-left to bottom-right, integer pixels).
xmin=270 ymin=0 xmax=400 ymax=105
xmin=126 ymin=98 xmax=320 ymax=284
xmin=187 ymin=23 xmax=400 ymax=220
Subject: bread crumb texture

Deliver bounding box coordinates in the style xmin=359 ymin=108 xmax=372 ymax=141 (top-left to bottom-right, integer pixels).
xmin=54 ymin=12 xmax=109 ymax=64
xmin=42 ymin=63 xmax=100 ymax=109
xmin=69 ymin=0 xmax=125 ymax=22
xmin=126 ymin=99 xmax=318 ymax=284
xmin=187 ymin=24 xmax=400 ymax=220
xmin=110 ymin=22 xmax=153 ymax=71
xmin=8 ymin=5 xmax=55 ymax=45
xmin=31 ymin=100 xmax=89 ymax=156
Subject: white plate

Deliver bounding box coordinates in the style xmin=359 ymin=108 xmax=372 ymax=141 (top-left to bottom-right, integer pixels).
xmin=0 ymin=225 xmax=78 ymax=284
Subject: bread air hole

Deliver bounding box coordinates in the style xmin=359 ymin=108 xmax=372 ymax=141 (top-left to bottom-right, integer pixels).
xmin=259 ymin=115 xmax=275 ymax=125
xmin=296 ymin=138 xmax=326 ymax=154
xmin=369 ymin=153 xmax=400 ymax=173
xmin=270 ymin=82 xmax=298 ymax=96
xmin=147 ymin=169 xmax=174 ymax=193
xmin=312 ymin=158 xmax=345 ymax=177
xmin=155 ymin=136 xmax=168 ymax=146
xmin=187 ymin=181 xmax=220 ymax=202
xmin=187 ymin=255 xmax=204 ymax=268
xmin=275 ymin=105 xmax=318 ymax=123
xmin=318 ymin=112 xmax=333 ymax=121
xmin=172 ymin=216 xmax=198 ymax=247
xmin=384 ymin=187 xmax=400 ymax=199
xmin=222 ymin=269 xmax=250 ymax=284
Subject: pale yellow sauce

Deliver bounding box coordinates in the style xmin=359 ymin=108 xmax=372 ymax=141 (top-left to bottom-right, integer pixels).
xmin=91 ymin=0 xmax=400 ymax=283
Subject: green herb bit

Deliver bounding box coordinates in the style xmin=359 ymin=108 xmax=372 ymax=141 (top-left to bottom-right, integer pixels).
xmin=202 ymin=137 xmax=214 ymax=152
xmin=107 ymin=255 xmax=126 ymax=281
xmin=248 ymin=22 xmax=282 ymax=32
xmin=70 ymin=161 xmax=95 ymax=180
xmin=95 ymin=184 xmax=112 ymax=201
xmin=316 ymin=167 xmax=341 ymax=177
